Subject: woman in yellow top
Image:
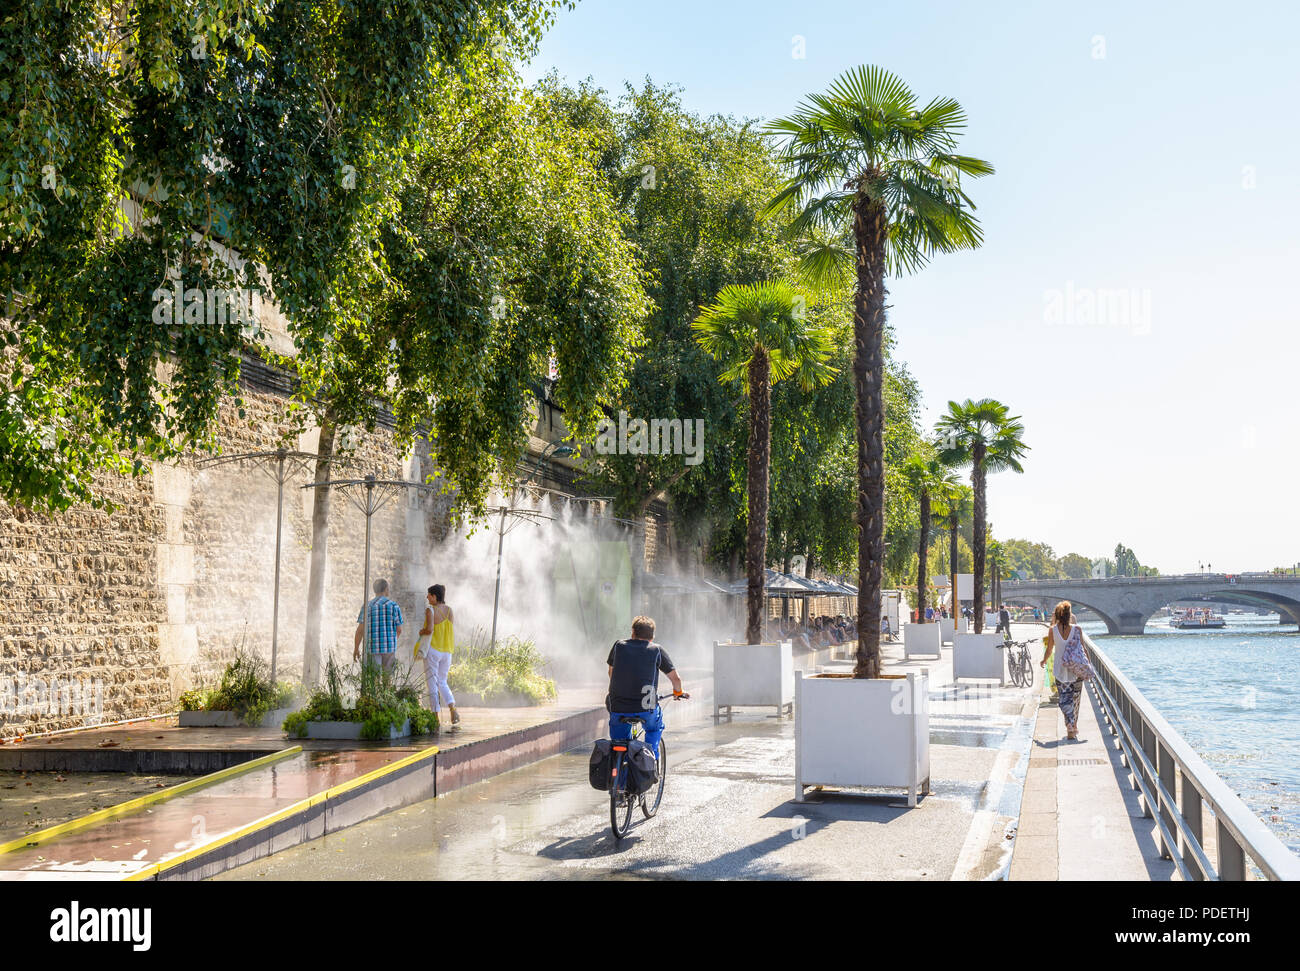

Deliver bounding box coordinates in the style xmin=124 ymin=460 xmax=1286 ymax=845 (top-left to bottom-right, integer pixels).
xmin=417 ymin=584 xmax=460 ymax=725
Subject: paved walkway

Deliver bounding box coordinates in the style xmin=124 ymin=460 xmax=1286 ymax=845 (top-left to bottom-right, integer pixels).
xmin=218 ymin=626 xmax=1043 ymax=881
xmin=1009 ymin=669 xmax=1176 ymax=880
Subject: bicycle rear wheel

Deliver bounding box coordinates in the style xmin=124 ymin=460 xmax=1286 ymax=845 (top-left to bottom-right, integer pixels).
xmin=609 ymin=753 xmax=635 ymax=839
xmin=640 ymin=739 xmax=666 ymax=818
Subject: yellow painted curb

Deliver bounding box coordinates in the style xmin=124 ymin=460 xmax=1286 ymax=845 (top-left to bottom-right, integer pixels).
xmin=125 ymin=744 xmax=438 ymax=881
xmin=0 ymin=746 xmax=302 ymax=856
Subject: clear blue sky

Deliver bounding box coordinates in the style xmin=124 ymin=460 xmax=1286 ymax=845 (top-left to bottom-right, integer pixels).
xmin=522 ymin=0 xmax=1300 ymax=574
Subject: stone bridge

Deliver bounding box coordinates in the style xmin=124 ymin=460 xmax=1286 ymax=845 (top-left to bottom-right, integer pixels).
xmin=1000 ymin=574 xmax=1300 ymax=634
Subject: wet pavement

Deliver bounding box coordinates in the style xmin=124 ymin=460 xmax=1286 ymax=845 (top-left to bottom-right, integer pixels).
xmin=0 ymin=682 xmax=625 ymax=880
xmin=0 ymin=748 xmax=410 ymax=879
xmin=217 ymin=631 xmax=1044 ymax=881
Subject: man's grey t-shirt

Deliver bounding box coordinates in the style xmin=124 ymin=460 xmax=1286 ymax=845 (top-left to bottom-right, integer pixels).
xmin=606 ymin=639 xmax=675 ymax=712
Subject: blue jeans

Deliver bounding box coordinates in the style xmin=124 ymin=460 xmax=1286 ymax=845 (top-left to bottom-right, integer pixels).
xmin=609 ymin=705 xmax=664 ymax=755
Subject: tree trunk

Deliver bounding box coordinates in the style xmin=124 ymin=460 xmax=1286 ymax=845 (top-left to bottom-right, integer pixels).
xmin=781 ymin=550 xmax=791 ymax=620
xmin=303 ymin=416 xmax=336 ymax=686
xmin=972 ymin=442 xmax=987 ymax=633
xmin=745 ymin=349 xmax=772 ymax=645
xmin=949 ymin=511 xmax=959 ymax=620
xmin=852 ymin=194 xmax=887 ymax=679
xmin=917 ymin=491 xmax=930 ymax=624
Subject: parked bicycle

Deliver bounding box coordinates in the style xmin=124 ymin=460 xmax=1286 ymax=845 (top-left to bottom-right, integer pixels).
xmin=1000 ymin=636 xmax=1035 ymax=688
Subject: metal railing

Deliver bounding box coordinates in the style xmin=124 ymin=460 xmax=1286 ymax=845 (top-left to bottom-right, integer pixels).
xmin=1084 ymin=634 xmax=1300 ymax=880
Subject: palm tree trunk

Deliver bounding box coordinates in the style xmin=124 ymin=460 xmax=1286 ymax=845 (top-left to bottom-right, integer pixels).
xmin=972 ymin=442 xmax=987 ymax=633
xmin=745 ymin=349 xmax=772 ymax=645
xmin=852 ymin=195 xmax=887 ymax=679
xmin=917 ymin=491 xmax=930 ymax=624
xmin=303 ymin=416 xmax=336 ymax=686
xmin=949 ymin=511 xmax=958 ymax=621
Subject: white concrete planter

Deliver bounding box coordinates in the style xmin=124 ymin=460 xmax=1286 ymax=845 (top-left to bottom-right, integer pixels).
xmin=940 ymin=618 xmax=967 ymax=645
xmin=179 ymin=707 xmax=293 ymax=729
xmin=903 ymin=622 xmax=941 ymax=658
xmin=953 ymin=633 xmax=1006 ymax=684
xmin=713 ymin=641 xmax=794 ymax=719
xmin=794 ymin=670 xmax=930 ymax=807
xmin=305 ymin=718 xmax=411 ymax=740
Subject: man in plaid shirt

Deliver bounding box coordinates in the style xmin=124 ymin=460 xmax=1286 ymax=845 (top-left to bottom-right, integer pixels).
xmin=354 ymin=578 xmax=404 ymax=673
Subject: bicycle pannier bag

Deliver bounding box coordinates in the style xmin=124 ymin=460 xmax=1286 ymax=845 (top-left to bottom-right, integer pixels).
xmin=624 ymin=738 xmax=659 ymax=795
xmin=589 ymin=738 xmax=614 ymax=791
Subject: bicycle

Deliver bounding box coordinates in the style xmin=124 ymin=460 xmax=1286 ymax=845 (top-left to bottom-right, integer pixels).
xmin=609 ymin=693 xmax=686 ymax=840
xmin=999 ymin=636 xmax=1035 ymax=688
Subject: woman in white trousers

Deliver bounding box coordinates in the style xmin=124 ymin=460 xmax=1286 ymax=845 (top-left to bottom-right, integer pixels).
xmin=417 ymin=584 xmax=460 ymax=725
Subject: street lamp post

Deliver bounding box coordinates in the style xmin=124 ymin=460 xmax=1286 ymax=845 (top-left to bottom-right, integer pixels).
xmin=196 ymin=448 xmax=319 ymax=682
xmin=301 ymin=472 xmax=440 ymax=658
xmin=489 ymin=442 xmax=576 ymax=650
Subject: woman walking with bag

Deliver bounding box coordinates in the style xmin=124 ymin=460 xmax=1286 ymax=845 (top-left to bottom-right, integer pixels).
xmin=1041 ymin=600 xmax=1094 ymax=740
xmin=417 ymin=584 xmax=460 ymax=726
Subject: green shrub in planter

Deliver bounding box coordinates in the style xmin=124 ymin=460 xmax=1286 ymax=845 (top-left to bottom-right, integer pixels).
xmin=283 ymin=655 xmax=438 ymax=738
xmin=447 ymin=633 xmax=557 ymax=706
xmin=181 ymin=649 xmax=299 ymax=723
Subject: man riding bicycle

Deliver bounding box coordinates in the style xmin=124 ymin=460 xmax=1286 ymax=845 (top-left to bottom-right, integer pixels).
xmin=606 ymin=616 xmax=688 ymax=757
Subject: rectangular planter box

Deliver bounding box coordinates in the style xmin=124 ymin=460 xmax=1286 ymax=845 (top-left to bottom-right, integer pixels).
xmin=794 ymin=670 xmax=930 ymax=807
xmin=179 ymin=707 xmax=293 ymax=729
xmin=940 ymin=618 xmax=968 ymax=645
xmin=305 ymin=718 xmax=411 ymax=740
xmin=713 ymin=641 xmax=794 ymax=719
xmin=903 ymin=622 xmax=942 ymax=658
xmin=953 ymin=633 xmax=1006 ymax=684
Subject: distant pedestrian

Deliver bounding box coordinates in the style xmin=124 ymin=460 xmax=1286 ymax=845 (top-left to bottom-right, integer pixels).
xmin=416 ymin=584 xmax=460 ymax=725
xmin=924 ymin=605 xmax=934 ymax=622
xmin=1042 ymin=600 xmax=1086 ymax=740
xmin=997 ymin=603 xmax=1011 ymax=637
xmin=355 ymin=578 xmax=403 ymax=674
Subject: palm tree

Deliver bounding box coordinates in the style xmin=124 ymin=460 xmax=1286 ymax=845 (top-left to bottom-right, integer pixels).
xmin=930 ymin=480 xmax=972 ymax=625
xmin=765 ymin=65 xmax=992 ymax=678
xmin=935 ymin=399 xmax=1028 ymax=632
xmin=693 ymin=281 xmax=836 ymax=644
xmin=900 ymin=453 xmax=959 ymax=625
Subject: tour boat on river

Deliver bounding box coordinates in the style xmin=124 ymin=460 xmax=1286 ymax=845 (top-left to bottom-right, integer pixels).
xmin=1170 ymin=607 xmax=1226 ymax=629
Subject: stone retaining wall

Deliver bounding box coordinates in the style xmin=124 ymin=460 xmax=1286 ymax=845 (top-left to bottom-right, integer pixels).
xmin=0 ymin=386 xmax=441 ymax=738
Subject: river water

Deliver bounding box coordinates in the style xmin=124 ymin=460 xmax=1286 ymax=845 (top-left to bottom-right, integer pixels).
xmin=1079 ymin=615 xmax=1300 ymax=856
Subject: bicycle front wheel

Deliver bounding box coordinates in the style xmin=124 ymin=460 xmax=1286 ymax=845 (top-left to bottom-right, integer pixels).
xmin=641 ymin=739 xmax=667 ymax=818
xmin=610 ymin=753 xmax=635 ymax=840
xmin=1021 ymin=654 xmax=1034 ymax=687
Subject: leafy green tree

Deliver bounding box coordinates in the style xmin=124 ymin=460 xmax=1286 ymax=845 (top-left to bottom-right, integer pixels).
xmin=1001 ymin=538 xmax=1059 ymax=580
xmin=765 ymin=65 xmax=992 ymax=677
xmin=544 ymin=80 xmax=800 ymax=578
xmin=291 ymin=52 xmax=649 ymax=681
xmin=692 ymin=281 xmax=834 ymax=644
xmin=2 ymin=0 xmax=567 ymax=512
xmin=936 ymin=399 xmax=1029 ymax=631
xmin=1058 ymin=552 xmax=1094 ymax=579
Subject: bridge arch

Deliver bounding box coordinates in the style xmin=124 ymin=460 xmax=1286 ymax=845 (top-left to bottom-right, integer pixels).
xmin=1005 ymin=594 xmax=1128 ymax=634
xmin=1003 ymin=577 xmax=1300 ymax=635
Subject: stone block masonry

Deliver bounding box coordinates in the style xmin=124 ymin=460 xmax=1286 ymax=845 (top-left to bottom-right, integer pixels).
xmin=0 ymin=385 xmax=446 ymax=738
